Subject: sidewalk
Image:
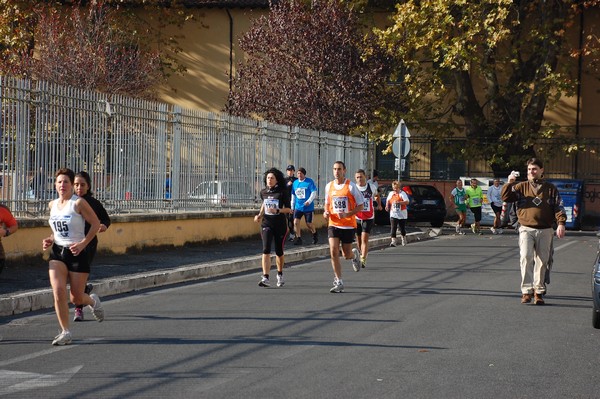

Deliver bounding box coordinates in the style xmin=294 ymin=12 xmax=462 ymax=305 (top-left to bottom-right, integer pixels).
xmin=0 ymin=225 xmax=439 ymax=317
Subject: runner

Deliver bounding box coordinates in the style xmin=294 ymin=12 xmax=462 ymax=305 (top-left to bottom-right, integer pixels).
xmin=285 ymin=165 xmax=297 ymax=241
xmin=465 ymin=178 xmax=484 ymax=234
xmin=254 ymin=167 xmax=292 ymax=288
xmin=450 ymin=179 xmax=467 ymax=235
xmin=291 ymin=167 xmax=318 ymax=245
xmin=42 ymin=168 xmax=104 ymax=346
xmin=487 ymin=178 xmax=504 ymax=234
xmin=354 ymin=169 xmax=381 ymax=268
xmin=72 ymin=171 xmax=111 ymax=322
xmin=386 ymin=181 xmax=410 ymax=246
xmin=0 ymin=203 xmax=18 ymax=276
xmin=323 ymin=161 xmax=364 ymax=293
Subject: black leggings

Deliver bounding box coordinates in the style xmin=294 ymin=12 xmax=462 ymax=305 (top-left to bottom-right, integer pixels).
xmin=261 ymin=223 xmax=288 ymax=256
xmin=390 ymin=218 xmax=406 ymax=237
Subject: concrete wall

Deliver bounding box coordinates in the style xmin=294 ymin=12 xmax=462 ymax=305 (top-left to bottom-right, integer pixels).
xmin=5 ymin=210 xmax=328 ymax=261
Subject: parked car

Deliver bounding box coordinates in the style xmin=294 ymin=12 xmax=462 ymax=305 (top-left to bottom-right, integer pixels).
xmin=187 ymin=180 xmax=255 ymax=206
xmin=592 ymin=234 xmax=600 ymax=328
xmin=374 ymin=184 xmax=447 ymax=227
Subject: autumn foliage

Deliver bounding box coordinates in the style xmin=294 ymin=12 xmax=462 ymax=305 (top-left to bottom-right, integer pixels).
xmin=0 ymin=1 xmax=192 ymax=99
xmin=227 ymin=0 xmax=394 ymax=136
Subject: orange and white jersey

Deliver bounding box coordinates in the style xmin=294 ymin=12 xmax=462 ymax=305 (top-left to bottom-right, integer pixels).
xmin=325 ymin=179 xmax=364 ymax=229
xmin=387 ymin=190 xmax=409 ymax=220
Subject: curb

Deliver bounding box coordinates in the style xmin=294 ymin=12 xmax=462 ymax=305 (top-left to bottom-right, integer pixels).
xmin=0 ymin=230 xmax=439 ymax=317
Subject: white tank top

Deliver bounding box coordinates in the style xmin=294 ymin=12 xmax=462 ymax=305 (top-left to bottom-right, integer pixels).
xmin=49 ymin=195 xmax=86 ymax=246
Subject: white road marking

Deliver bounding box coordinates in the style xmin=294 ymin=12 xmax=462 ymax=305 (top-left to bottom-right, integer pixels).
xmin=0 ymin=366 xmax=82 ymax=395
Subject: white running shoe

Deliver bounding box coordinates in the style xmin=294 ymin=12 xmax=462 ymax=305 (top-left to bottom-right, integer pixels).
xmin=491 ymin=227 xmax=497 ymax=234
xmin=351 ymin=248 xmax=360 ymax=272
xmin=52 ymin=330 xmax=72 ymax=346
xmin=455 ymin=225 xmax=460 ymax=234
xmin=276 ymin=274 xmax=285 ymax=287
xmin=389 ymin=238 xmax=397 ymax=247
xmin=258 ymin=276 xmax=270 ymax=287
xmin=401 ymin=236 xmax=407 ymax=246
xmin=329 ymin=279 xmax=344 ymax=293
xmin=88 ymin=294 xmax=104 ymax=322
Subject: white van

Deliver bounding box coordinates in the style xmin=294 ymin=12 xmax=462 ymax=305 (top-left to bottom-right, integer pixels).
xmin=187 ymin=180 xmax=255 ymax=206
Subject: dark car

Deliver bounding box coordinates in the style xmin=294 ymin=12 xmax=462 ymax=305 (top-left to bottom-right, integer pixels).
xmin=592 ymin=234 xmax=600 ymax=328
xmin=375 ymin=184 xmax=447 ymax=227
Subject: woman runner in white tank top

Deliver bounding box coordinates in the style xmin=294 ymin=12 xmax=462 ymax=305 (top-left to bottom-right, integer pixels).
xmin=42 ymin=168 xmax=103 ymax=346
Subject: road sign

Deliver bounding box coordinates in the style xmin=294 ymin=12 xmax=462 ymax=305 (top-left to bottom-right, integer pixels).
xmin=392 ymin=119 xmax=411 ymax=138
xmin=392 ymin=137 xmax=410 ymax=158
xmin=394 ymin=158 xmax=406 ymax=171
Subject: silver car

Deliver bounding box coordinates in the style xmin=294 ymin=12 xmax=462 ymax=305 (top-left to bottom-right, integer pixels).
xmin=187 ymin=180 xmax=255 ymax=206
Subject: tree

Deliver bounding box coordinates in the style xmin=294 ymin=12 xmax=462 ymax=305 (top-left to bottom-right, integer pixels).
xmin=31 ymin=4 xmax=163 ymax=98
xmin=376 ymin=0 xmax=599 ymax=174
xmin=0 ymin=0 xmax=195 ymax=99
xmin=226 ymin=0 xmax=396 ymax=135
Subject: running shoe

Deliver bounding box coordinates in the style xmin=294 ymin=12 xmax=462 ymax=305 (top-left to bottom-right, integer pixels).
xmin=455 ymin=225 xmax=460 ymax=234
xmin=351 ymin=248 xmax=360 ymax=272
xmin=276 ymin=274 xmax=285 ymax=287
xmin=73 ymin=307 xmax=84 ymax=322
xmin=52 ymin=330 xmax=72 ymax=346
xmin=258 ymin=276 xmax=270 ymax=287
xmin=88 ymin=293 xmax=104 ymax=322
xmin=401 ymin=236 xmax=407 ymax=246
xmin=471 ymin=225 xmax=476 ymax=234
xmin=312 ymin=232 xmax=318 ymax=245
xmin=491 ymin=227 xmax=497 ymax=234
xmin=389 ymin=239 xmax=397 ymax=247
xmin=361 ymin=256 xmax=366 ymax=269
xmin=289 ymin=233 xmax=296 ymax=242
xmin=329 ymin=279 xmax=344 ymax=293
xmin=294 ymin=237 xmax=303 ymax=245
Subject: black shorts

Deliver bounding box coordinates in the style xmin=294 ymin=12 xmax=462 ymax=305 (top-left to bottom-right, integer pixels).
xmin=327 ymin=226 xmax=355 ymax=244
xmin=293 ymin=210 xmax=314 ymax=223
xmin=49 ymin=244 xmax=91 ymax=273
xmin=356 ymin=219 xmax=374 ymax=236
xmin=491 ymin=204 xmax=502 ymax=214
xmin=471 ymin=206 xmax=482 ymax=222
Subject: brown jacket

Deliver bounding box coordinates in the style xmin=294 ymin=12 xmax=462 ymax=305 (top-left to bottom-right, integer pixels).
xmin=501 ymin=180 xmax=567 ymax=229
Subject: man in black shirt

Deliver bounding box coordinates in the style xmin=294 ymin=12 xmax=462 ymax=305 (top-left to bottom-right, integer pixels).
xmin=285 ymin=165 xmax=297 ymax=241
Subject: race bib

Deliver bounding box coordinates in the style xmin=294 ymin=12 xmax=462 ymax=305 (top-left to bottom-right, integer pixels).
xmin=263 ymin=198 xmax=279 ymax=215
xmin=332 ymin=196 xmax=349 ymax=214
xmin=295 ymin=187 xmax=306 ymax=200
xmin=472 ymin=197 xmax=481 ymax=206
xmin=392 ymin=202 xmax=401 ymax=211
xmin=363 ymin=198 xmax=371 ymax=212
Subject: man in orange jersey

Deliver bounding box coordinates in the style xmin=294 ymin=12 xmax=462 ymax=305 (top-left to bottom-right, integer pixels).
xmin=323 ymin=161 xmax=364 ymax=293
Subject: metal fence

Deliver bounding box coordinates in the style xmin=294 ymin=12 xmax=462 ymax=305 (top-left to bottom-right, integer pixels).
xmin=376 ymin=137 xmax=600 ymax=182
xmin=0 ymin=76 xmax=369 ymax=217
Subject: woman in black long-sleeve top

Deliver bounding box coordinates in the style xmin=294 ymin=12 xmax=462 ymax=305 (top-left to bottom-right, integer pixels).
xmin=72 ymin=171 xmax=111 ymax=321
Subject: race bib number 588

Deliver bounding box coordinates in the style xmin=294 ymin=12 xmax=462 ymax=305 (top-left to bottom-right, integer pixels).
xmin=332 ymin=196 xmax=349 ymax=214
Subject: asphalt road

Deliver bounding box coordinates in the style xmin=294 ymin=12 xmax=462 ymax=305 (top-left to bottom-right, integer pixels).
xmin=1 ymin=230 xmax=599 ymax=398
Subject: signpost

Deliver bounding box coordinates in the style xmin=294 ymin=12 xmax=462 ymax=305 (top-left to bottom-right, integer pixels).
xmin=392 ymin=119 xmax=411 ymax=181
